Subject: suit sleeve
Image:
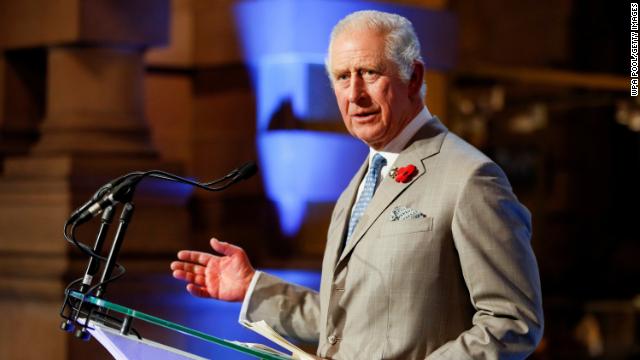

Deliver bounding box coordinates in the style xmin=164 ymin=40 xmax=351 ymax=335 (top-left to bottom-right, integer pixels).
xmin=427 ymin=162 xmax=544 ymax=360
xmin=240 ymin=271 xmax=321 ymax=343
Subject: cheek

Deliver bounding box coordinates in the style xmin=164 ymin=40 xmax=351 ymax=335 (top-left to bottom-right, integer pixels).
xmin=372 ymin=85 xmax=392 ymax=109
xmin=335 ymin=96 xmax=351 ymax=129
xmin=335 ymin=91 xmax=350 ymax=112
xmin=383 ymin=88 xmax=403 ymax=120
xmin=334 ymin=90 xmax=347 ymax=110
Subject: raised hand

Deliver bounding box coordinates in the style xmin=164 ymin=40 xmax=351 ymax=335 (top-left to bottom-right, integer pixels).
xmin=170 ymin=238 xmax=256 ymax=302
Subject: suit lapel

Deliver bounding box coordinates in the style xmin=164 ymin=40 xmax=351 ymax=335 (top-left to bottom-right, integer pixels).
xmin=338 ymin=117 xmax=448 ymax=263
xmin=325 ymin=158 xmax=368 ymax=271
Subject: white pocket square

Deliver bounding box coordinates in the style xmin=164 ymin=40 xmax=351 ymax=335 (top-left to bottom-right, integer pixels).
xmin=390 ymin=206 xmax=426 ymax=221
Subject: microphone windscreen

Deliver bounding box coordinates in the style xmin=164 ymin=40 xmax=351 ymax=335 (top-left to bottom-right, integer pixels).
xmin=236 ymin=162 xmax=258 ymax=181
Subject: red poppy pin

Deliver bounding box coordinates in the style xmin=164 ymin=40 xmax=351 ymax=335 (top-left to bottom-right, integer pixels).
xmin=389 ymin=164 xmax=418 ymax=183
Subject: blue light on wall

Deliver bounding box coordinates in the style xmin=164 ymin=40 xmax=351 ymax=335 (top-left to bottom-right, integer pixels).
xmin=259 ymin=130 xmax=366 ymax=235
xmin=251 ymin=59 xmax=368 ymax=235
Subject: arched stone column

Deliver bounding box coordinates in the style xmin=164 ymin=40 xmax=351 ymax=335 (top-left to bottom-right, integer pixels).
xmin=0 ymin=1 xmax=193 ymax=359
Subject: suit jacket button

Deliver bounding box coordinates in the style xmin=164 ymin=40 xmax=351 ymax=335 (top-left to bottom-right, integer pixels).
xmin=328 ymin=335 xmax=337 ymax=345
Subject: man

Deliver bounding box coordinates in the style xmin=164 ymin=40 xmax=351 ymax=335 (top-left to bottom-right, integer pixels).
xmin=171 ymin=10 xmax=543 ymax=359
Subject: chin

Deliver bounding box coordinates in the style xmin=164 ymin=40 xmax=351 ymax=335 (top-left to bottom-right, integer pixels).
xmin=356 ymin=134 xmax=384 ymax=147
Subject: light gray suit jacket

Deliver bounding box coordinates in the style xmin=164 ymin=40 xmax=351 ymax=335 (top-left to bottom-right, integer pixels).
xmin=243 ymin=117 xmax=543 ymax=359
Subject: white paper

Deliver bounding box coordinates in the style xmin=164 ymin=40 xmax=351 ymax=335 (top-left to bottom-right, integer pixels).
xmin=239 ymin=320 xmax=316 ymax=360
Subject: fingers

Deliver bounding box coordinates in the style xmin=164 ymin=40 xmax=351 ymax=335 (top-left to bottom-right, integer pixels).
xmin=176 ymin=250 xmax=214 ymax=266
xmin=175 ymin=239 xmax=242 ymax=264
xmin=170 ymin=261 xmax=206 ymax=274
xmin=171 ymin=260 xmax=207 ymax=287
xmin=209 ymin=238 xmax=243 ymax=257
xmin=171 ymin=268 xmax=206 ymax=284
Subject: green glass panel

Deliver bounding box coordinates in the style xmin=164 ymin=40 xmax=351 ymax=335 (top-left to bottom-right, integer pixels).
xmin=68 ymin=290 xmax=291 ymax=360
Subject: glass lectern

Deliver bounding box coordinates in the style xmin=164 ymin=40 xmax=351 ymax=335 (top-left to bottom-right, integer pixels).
xmin=64 ymin=290 xmax=292 ymax=360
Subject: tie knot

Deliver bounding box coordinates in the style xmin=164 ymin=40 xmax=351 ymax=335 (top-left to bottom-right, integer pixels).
xmin=371 ymin=153 xmax=387 ymax=172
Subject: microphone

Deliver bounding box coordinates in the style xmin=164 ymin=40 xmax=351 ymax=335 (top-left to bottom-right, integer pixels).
xmin=233 ymin=162 xmax=258 ymax=182
xmin=69 ymin=162 xmax=257 ymax=225
xmin=200 ymin=161 xmax=258 ymax=189
xmin=68 ymin=172 xmax=142 ymax=222
xmin=72 ymin=175 xmax=143 ymax=225
xmin=60 ymin=161 xmax=259 ymax=333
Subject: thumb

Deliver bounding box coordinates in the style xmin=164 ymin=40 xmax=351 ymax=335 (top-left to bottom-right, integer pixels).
xmin=210 ymin=238 xmax=242 ymax=257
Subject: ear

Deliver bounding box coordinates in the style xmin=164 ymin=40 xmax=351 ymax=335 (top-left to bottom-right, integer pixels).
xmin=408 ymin=61 xmax=425 ymax=98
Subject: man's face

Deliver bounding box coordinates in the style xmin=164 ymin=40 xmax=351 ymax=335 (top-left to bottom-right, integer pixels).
xmin=329 ymin=29 xmax=416 ymax=150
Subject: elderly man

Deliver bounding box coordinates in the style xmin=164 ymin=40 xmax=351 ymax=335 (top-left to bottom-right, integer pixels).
xmin=171 ymin=10 xmax=543 ymax=359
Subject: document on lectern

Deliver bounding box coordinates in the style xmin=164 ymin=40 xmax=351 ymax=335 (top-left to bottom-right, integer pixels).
xmin=88 ymin=321 xmax=207 ymax=360
xmin=239 ymin=320 xmax=316 ymax=360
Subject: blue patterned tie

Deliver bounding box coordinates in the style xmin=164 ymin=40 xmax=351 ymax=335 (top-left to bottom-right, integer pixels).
xmin=346 ymin=153 xmax=387 ymax=242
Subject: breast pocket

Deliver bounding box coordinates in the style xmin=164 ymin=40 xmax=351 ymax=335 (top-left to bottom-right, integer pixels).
xmin=380 ymin=216 xmax=433 ymax=236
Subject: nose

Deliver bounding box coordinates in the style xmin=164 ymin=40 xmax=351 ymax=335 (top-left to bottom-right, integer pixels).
xmin=348 ymin=75 xmax=366 ymax=103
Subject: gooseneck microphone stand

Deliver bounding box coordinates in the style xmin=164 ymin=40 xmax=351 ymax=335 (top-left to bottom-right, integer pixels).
xmin=58 ymin=162 xmax=258 ymax=341
xmin=95 ymin=202 xmax=134 ymax=299
xmin=79 ymin=206 xmax=115 ymax=294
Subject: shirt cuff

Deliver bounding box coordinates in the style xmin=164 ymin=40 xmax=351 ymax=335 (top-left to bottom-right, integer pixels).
xmin=238 ymin=270 xmax=262 ymax=323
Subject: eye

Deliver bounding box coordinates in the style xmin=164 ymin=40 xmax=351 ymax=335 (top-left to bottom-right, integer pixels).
xmin=362 ymin=69 xmax=378 ymax=80
xmin=335 ymin=73 xmax=350 ymax=82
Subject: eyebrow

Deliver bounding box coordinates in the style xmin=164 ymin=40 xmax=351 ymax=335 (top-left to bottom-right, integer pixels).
xmin=331 ymin=63 xmax=387 ymax=78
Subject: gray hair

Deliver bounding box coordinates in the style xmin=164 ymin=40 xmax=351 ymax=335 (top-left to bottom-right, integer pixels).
xmin=326 ymin=10 xmax=427 ymax=99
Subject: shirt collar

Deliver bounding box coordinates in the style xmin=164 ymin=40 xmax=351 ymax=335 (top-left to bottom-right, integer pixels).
xmin=367 ymin=106 xmax=432 ymax=171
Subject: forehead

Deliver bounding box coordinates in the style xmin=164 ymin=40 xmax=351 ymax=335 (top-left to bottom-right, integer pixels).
xmin=329 ymin=30 xmax=389 ymax=72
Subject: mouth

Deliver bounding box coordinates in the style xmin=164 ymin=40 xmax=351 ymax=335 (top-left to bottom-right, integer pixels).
xmin=351 ymin=110 xmax=380 ymax=122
